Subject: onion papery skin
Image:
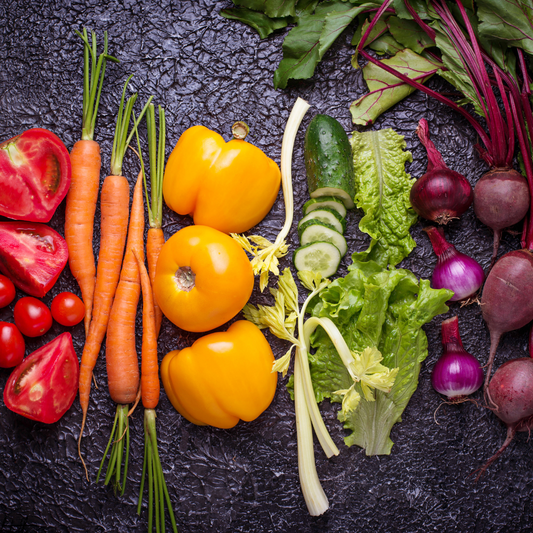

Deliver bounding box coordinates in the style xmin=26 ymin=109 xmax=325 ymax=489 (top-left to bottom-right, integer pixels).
xmin=410 ymin=169 xmax=474 ymax=224
xmin=431 ymin=352 xmax=484 ymax=400
xmin=425 ymin=227 xmax=484 ymax=301
xmin=432 ymin=316 xmax=483 ymax=400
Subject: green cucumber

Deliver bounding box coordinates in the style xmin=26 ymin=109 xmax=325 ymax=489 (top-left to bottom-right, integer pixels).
xmin=293 ymin=242 xmax=341 ymax=278
xmin=303 ymin=196 xmax=347 ymax=218
xmin=298 ymin=208 xmax=346 ymax=234
xmin=305 ymin=114 xmax=355 ymax=209
xmin=298 ymin=220 xmax=347 ymax=256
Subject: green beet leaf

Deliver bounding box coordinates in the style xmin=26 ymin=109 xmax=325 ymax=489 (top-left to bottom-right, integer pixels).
xmin=220 ymin=8 xmax=290 ymax=39
xmin=477 ymin=0 xmax=533 ymax=55
xmin=349 ymin=128 xmax=418 ymax=267
xmin=350 ymin=49 xmax=441 ymax=126
xmin=309 ymin=261 xmax=453 ymax=455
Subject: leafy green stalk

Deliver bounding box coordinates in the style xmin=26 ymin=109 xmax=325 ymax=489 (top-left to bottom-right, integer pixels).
xmin=138 ymin=409 xmax=178 ymax=533
xmin=75 ymin=28 xmax=118 ymax=141
xmin=143 ymin=104 xmax=166 ymax=229
xmin=110 ymin=76 xmax=154 ymax=177
xmin=97 ymin=404 xmax=130 ymax=496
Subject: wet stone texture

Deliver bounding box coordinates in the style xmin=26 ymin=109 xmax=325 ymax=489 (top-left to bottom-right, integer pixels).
xmin=1 ymin=1 xmax=532 ymax=532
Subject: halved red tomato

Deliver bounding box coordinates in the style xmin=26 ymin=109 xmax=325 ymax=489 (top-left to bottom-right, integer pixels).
xmin=0 ymin=128 xmax=71 ymax=222
xmin=0 ymin=222 xmax=68 ymax=297
xmin=3 ymin=332 xmax=79 ymax=424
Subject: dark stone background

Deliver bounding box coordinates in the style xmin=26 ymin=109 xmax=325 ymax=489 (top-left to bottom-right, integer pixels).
xmin=0 ymin=1 xmax=531 ymax=532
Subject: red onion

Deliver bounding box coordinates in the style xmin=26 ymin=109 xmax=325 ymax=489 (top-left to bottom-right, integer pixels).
xmin=431 ymin=316 xmax=484 ymax=400
xmin=410 ymin=119 xmax=473 ymax=224
xmin=424 ymin=226 xmax=484 ymax=301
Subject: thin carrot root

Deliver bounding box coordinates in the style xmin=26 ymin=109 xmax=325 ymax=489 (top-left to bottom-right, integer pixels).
xmin=147 ymin=227 xmax=165 ymax=336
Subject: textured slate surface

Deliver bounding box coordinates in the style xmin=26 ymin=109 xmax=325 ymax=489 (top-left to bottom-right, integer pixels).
xmin=0 ymin=1 xmax=532 ymax=532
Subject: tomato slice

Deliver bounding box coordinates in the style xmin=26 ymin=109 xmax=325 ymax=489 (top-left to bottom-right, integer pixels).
xmin=3 ymin=332 xmax=79 ymax=424
xmin=0 ymin=128 xmax=71 ymax=222
xmin=0 ymin=221 xmax=68 ymax=297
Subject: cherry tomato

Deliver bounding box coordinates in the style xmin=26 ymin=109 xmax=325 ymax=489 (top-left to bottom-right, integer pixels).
xmin=0 ymin=275 xmax=16 ymax=308
xmin=0 ymin=322 xmax=25 ymax=368
xmin=51 ymin=292 xmax=85 ymax=326
xmin=14 ymin=297 xmax=52 ymax=337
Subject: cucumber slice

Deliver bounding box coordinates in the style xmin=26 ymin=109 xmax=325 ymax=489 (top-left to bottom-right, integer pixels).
xmin=293 ymin=242 xmax=341 ymax=278
xmin=305 ymin=114 xmax=355 ymax=209
xmin=299 ymin=221 xmax=347 ymax=256
xmin=298 ymin=207 xmax=346 ymax=234
xmin=303 ymin=196 xmax=347 ymax=218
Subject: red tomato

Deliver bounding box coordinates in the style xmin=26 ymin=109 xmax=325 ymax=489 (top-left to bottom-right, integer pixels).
xmin=0 ymin=322 xmax=25 ymax=368
xmin=14 ymin=297 xmax=52 ymax=337
xmin=51 ymin=292 xmax=85 ymax=326
xmin=0 ymin=222 xmax=68 ymax=298
xmin=0 ymin=128 xmax=71 ymax=222
xmin=0 ymin=275 xmax=16 ymax=308
xmin=3 ymin=332 xmax=79 ymax=423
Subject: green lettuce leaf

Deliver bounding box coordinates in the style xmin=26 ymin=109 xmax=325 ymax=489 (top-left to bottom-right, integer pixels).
xmin=230 ymin=0 xmax=299 ymax=18
xmin=273 ymin=1 xmax=377 ymax=89
xmin=350 ymin=49 xmax=440 ymax=126
xmin=309 ymin=261 xmax=452 ymax=455
xmin=349 ymin=128 xmax=418 ymax=267
xmin=477 ymin=0 xmax=533 ymax=55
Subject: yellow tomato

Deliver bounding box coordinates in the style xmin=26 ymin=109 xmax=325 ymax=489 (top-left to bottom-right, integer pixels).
xmin=163 ymin=125 xmax=281 ymax=234
xmin=154 ymin=225 xmax=254 ymax=332
xmin=161 ymin=320 xmax=277 ymax=428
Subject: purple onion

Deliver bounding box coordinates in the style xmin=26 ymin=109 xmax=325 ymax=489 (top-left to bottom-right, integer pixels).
xmin=424 ymin=226 xmax=484 ymax=301
xmin=432 ymin=316 xmax=484 ymax=400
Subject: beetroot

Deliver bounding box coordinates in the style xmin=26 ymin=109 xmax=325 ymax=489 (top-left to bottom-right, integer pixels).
xmin=473 ymin=168 xmax=530 ymax=266
xmin=481 ymin=249 xmax=533 ymax=392
xmin=475 ymin=358 xmax=533 ymax=479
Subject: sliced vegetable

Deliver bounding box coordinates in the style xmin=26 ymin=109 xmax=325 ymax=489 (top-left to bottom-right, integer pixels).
xmin=304 ymin=114 xmax=355 ymax=208
xmin=298 ymin=208 xmax=346 ymax=234
xmin=0 ymin=128 xmax=71 ymax=222
xmin=303 ymin=196 xmax=346 ymax=218
xmin=154 ymin=225 xmax=254 ymax=333
xmin=0 ymin=275 xmax=16 ymax=308
xmin=51 ymin=291 xmax=85 ymax=327
xmin=161 ymin=320 xmax=277 ymax=428
xmin=0 ymin=222 xmax=68 ymax=298
xmin=3 ymin=332 xmax=79 ymax=424
xmin=0 ymin=322 xmax=25 ymax=368
xmin=14 ymin=297 xmax=53 ymax=338
xmin=163 ymin=122 xmax=280 ymax=234
xmin=293 ymin=242 xmax=341 ymax=278
xmin=298 ymin=220 xmax=347 ymax=256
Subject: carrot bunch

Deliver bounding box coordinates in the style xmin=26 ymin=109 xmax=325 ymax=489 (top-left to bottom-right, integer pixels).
xmin=78 ymin=76 xmax=152 ymax=483
xmin=65 ymin=29 xmax=118 ymax=337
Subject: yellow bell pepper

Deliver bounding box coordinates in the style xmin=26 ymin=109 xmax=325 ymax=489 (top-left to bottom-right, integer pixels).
xmin=161 ymin=320 xmax=277 ymax=429
xmin=162 ymin=123 xmax=281 ymax=234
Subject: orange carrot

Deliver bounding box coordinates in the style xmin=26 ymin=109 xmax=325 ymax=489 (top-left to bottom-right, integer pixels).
xmin=146 ymin=227 xmax=165 ymax=335
xmin=105 ymin=169 xmax=144 ymax=405
xmin=77 ymin=77 xmax=153 ymax=480
xmin=134 ymin=249 xmax=159 ymax=409
xmin=134 ymin=247 xmax=177 ymax=532
xmin=143 ymin=104 xmax=166 ymax=337
xmin=66 ymin=29 xmax=117 ymax=336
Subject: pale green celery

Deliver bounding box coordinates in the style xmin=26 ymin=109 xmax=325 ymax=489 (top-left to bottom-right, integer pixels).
xmin=232 ymin=97 xmax=310 ymax=291
xmin=294 ymin=346 xmax=329 ymax=517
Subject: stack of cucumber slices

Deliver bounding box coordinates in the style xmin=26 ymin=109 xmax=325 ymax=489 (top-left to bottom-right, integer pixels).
xmin=293 ymin=114 xmax=354 ymax=277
